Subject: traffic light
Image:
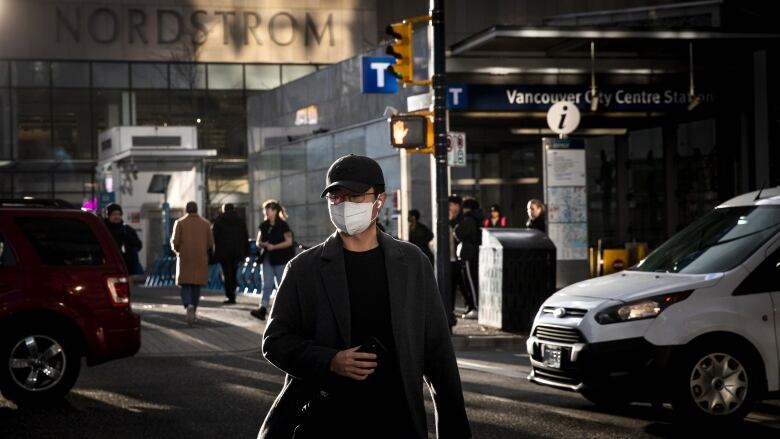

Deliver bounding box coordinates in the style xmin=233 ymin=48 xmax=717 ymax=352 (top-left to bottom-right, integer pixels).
xmin=385 ymin=22 xmax=413 ymax=83
xmin=389 ymin=115 xmax=433 ymax=151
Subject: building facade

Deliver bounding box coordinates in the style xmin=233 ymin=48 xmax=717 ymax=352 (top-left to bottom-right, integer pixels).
xmin=2 ymin=0 xmax=779 ymax=282
xmin=248 ymin=0 xmax=779 ymax=283
xmin=0 ymin=0 xmax=379 ymax=211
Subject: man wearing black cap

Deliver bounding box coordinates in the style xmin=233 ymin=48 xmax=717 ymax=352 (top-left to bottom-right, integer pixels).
xmin=260 ymin=155 xmax=471 ymax=438
xmin=104 ymin=203 xmax=143 ymax=275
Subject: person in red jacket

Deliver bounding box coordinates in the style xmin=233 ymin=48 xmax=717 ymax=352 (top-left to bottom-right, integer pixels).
xmin=483 ymin=204 xmax=507 ymax=228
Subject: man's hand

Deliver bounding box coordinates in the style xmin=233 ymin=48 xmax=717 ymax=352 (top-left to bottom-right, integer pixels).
xmin=329 ymin=346 xmax=377 ymax=381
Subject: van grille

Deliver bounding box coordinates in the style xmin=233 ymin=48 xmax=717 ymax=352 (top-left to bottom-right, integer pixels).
xmin=541 ymin=307 xmax=588 ymax=318
xmin=533 ymin=325 xmax=585 ymax=344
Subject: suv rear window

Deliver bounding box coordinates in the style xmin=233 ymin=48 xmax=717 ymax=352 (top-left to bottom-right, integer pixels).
xmin=16 ymin=217 xmax=106 ymax=266
xmin=0 ymin=232 xmax=17 ymax=267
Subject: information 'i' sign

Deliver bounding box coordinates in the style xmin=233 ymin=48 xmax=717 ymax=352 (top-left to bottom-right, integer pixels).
xmin=546 ymin=101 xmax=581 ymax=136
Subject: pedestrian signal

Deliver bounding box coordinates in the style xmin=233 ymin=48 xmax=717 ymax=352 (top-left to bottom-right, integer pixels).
xmin=389 ymin=115 xmax=429 ymax=149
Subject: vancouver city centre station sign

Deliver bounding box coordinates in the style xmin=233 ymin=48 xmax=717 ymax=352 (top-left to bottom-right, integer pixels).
xmin=447 ymin=84 xmax=715 ymax=112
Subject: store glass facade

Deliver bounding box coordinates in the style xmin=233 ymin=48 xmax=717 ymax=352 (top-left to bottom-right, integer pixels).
xmin=0 ymin=60 xmax=322 ymax=206
xmin=250 ymin=119 xmax=401 ymax=246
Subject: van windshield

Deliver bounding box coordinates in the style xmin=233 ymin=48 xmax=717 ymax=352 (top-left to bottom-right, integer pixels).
xmin=630 ymin=206 xmax=780 ymax=274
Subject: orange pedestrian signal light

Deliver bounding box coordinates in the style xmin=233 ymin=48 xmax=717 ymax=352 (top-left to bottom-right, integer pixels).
xmin=389 ymin=115 xmax=428 ymax=149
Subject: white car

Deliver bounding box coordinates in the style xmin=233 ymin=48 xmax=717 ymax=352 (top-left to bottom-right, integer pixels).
xmin=527 ymin=187 xmax=780 ymax=421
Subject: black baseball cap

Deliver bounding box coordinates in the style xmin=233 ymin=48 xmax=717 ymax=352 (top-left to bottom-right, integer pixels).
xmin=321 ymin=154 xmax=385 ymax=198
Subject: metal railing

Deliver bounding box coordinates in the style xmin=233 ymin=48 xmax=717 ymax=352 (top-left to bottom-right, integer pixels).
xmin=144 ymin=240 xmax=309 ymax=292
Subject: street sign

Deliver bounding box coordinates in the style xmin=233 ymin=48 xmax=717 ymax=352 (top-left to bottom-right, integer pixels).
xmin=546 ymin=101 xmax=580 ymax=135
xmin=447 ymin=132 xmax=467 ymax=167
xmin=389 ymin=115 xmax=428 ymax=148
xmin=361 ymin=56 xmax=398 ymax=94
xmin=407 ymin=92 xmax=432 ymax=112
xmin=447 ymin=85 xmax=468 ymax=109
xmin=98 ymin=191 xmax=115 ymax=213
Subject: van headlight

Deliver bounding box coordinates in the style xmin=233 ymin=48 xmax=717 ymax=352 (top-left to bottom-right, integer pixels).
xmin=595 ymin=291 xmax=693 ymax=324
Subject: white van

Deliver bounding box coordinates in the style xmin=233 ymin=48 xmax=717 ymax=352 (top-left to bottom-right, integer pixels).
xmin=527 ymin=187 xmax=780 ymax=421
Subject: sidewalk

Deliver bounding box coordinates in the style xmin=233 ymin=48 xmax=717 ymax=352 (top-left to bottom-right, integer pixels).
xmin=133 ymin=286 xmax=526 ymax=357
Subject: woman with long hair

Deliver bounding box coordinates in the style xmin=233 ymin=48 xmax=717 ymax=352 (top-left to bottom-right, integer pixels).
xmin=250 ymin=199 xmax=295 ymax=320
xmin=526 ymin=199 xmax=546 ymax=233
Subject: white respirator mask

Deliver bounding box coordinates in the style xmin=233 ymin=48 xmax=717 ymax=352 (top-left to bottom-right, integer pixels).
xmin=328 ymin=199 xmax=381 ymax=236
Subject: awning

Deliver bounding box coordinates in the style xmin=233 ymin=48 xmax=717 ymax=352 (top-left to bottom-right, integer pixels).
xmin=449 ymin=26 xmax=780 ymax=58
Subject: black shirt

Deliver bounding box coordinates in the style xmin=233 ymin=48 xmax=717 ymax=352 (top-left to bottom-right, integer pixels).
xmin=409 ymin=222 xmax=434 ymax=267
xmin=104 ymin=220 xmax=142 ymax=272
xmin=258 ymin=219 xmax=295 ymax=265
xmin=339 ymin=246 xmax=412 ymax=434
xmin=526 ymin=215 xmax=546 ymax=233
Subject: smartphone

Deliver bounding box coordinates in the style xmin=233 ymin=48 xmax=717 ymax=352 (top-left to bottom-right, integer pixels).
xmin=356 ymin=336 xmax=388 ymax=362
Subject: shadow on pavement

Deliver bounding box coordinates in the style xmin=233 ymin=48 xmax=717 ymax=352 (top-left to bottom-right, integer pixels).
xmin=0 ymin=354 xmax=283 ymax=439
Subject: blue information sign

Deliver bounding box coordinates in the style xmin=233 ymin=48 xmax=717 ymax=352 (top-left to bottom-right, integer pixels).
xmin=361 ymin=56 xmax=398 ymax=94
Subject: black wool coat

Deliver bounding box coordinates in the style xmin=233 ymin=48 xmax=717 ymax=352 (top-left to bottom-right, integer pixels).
xmin=259 ymin=231 xmax=471 ymax=439
xmin=211 ymin=210 xmax=249 ymax=261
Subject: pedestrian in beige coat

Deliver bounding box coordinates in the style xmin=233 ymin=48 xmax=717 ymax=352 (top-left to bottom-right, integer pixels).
xmin=171 ymin=201 xmax=215 ymax=325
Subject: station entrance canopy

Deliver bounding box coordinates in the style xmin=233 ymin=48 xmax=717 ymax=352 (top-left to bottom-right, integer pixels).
xmin=445 ymin=26 xmax=780 ymax=129
xmin=448 ymin=26 xmax=780 ymax=59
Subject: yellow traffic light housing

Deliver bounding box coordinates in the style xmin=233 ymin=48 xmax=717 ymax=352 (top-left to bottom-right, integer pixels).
xmin=385 ymin=22 xmax=413 ymax=83
xmin=384 ymin=16 xmax=431 ymax=87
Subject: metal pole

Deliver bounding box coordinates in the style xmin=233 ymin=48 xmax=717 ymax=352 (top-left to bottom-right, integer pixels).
xmin=431 ymin=0 xmax=453 ymax=327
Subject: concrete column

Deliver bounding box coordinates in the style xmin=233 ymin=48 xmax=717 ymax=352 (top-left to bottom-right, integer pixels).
xmin=753 ymin=50 xmax=770 ymax=189
xmin=410 ymin=151 xmax=432 ymax=224
xmin=740 ymin=112 xmax=751 ymax=193
xmin=663 ymin=124 xmax=678 ymax=239
xmin=615 ymin=135 xmax=629 ymax=243
xmin=399 ymin=148 xmax=410 ymax=240
xmin=429 ymin=154 xmax=439 ymax=266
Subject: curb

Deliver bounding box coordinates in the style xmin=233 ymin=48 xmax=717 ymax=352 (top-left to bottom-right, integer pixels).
xmin=136 ymin=347 xmax=263 ymax=358
xmin=452 ymin=335 xmax=527 ymax=351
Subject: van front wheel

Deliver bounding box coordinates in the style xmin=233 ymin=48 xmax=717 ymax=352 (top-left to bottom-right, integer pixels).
xmin=673 ymin=345 xmax=754 ymax=422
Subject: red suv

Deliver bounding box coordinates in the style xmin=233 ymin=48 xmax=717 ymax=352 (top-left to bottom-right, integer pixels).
xmin=0 ymin=200 xmax=141 ymax=403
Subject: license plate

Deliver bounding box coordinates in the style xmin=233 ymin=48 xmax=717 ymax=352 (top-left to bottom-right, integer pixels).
xmin=542 ymin=344 xmax=562 ymax=369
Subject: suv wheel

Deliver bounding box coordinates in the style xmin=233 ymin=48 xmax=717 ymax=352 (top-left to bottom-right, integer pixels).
xmin=673 ymin=344 xmax=754 ymax=422
xmin=0 ymin=328 xmax=81 ymax=403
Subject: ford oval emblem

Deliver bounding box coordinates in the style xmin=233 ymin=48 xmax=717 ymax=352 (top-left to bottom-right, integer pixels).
xmin=552 ymin=308 xmax=566 ymax=318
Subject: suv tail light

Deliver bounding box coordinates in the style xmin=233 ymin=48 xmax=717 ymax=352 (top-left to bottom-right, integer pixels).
xmin=106 ymin=276 xmax=131 ymax=307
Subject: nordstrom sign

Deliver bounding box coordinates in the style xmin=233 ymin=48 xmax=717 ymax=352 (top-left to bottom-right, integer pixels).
xmin=55 ymin=7 xmax=334 ymax=48
xmin=0 ymin=1 xmax=370 ymax=64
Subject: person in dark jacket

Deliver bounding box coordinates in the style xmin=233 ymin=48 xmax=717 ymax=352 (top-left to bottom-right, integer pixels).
xmin=212 ymin=203 xmax=249 ymax=304
xmin=407 ymin=209 xmax=434 ymax=266
xmin=104 ymin=203 xmax=143 ymax=275
xmin=250 ymin=199 xmax=295 ymax=321
xmin=483 ymin=204 xmax=508 ymax=228
xmin=259 ymin=155 xmax=471 ymax=439
xmin=448 ymin=195 xmax=465 ymax=328
xmin=526 ymin=198 xmax=546 ymax=233
xmin=453 ymin=197 xmax=482 ymax=320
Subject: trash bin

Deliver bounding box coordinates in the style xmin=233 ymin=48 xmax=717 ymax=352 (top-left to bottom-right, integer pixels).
xmin=479 ymin=228 xmax=556 ymax=332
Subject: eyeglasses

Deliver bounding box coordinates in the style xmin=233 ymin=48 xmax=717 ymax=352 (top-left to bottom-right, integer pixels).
xmin=325 ymin=192 xmax=376 ymax=204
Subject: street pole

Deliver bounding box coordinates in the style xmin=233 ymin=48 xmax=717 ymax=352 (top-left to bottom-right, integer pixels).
xmin=431 ymin=0 xmax=452 ymax=326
